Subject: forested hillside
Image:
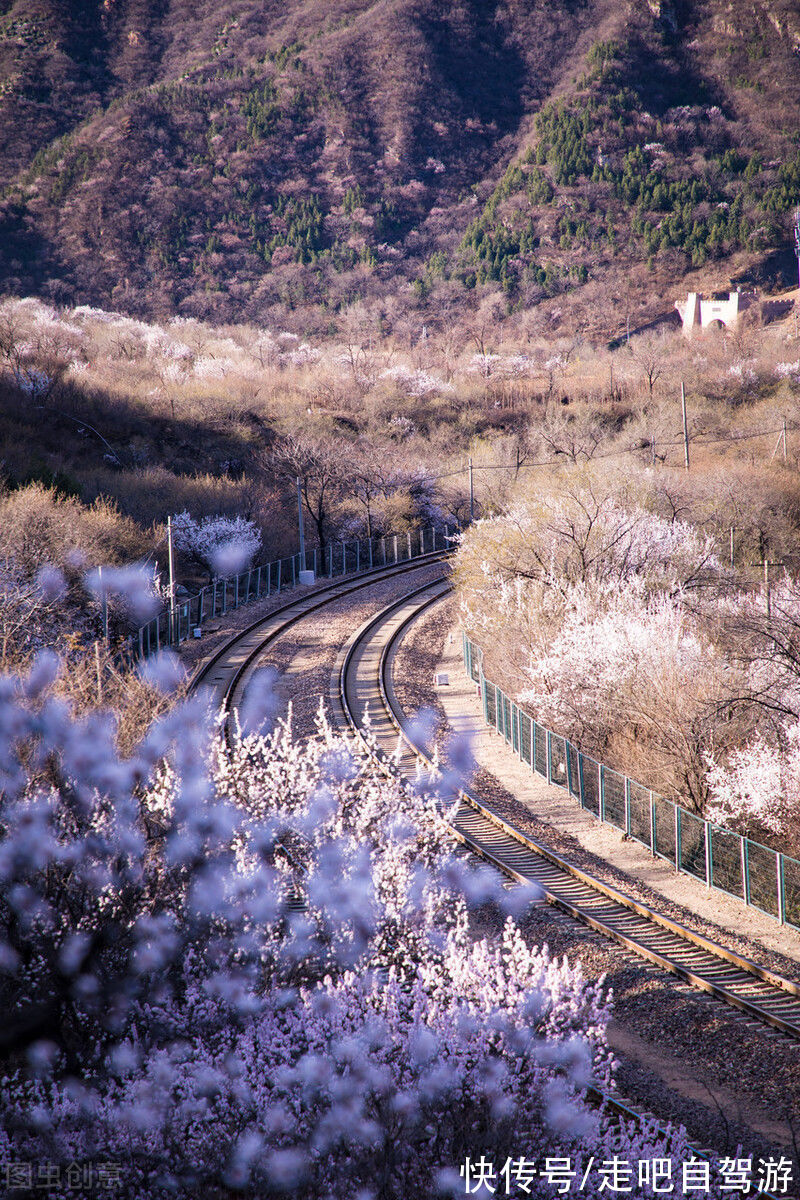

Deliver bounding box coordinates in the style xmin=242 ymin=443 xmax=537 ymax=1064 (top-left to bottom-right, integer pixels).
xmin=1 ymin=0 xmax=799 ymax=337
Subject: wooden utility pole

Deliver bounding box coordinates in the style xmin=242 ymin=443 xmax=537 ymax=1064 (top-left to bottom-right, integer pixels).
xmin=167 ymin=514 xmax=176 ymax=644
xmin=98 ymin=564 xmax=108 ymax=642
xmin=95 ymin=640 xmax=103 ymax=704
xmin=681 ymin=382 xmax=690 ymax=471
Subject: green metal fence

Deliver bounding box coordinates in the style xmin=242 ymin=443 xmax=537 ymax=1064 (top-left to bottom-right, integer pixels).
xmin=133 ymin=525 xmax=455 ymax=658
xmin=464 ymin=634 xmax=800 ymax=931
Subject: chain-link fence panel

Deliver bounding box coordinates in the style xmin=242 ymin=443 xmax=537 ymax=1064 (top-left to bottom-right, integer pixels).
xmin=549 ymin=734 xmax=567 ymax=788
xmin=679 ymin=810 xmax=707 ymax=882
xmin=502 ymin=693 xmax=512 ymax=744
xmin=745 ymin=840 xmax=779 ymax=918
xmin=653 ymin=796 xmax=676 ymax=864
xmin=512 ymin=704 xmax=520 ymax=754
xmin=783 ymin=855 xmax=800 ymax=931
xmin=533 ymin=722 xmax=547 ymax=777
xmin=468 ymin=642 xmax=480 ymax=682
xmin=602 ymin=768 xmax=626 ymax=830
xmin=567 ymin=742 xmax=580 ymax=799
xmin=579 ymin=754 xmax=600 ymax=816
xmin=484 ymin=682 xmax=497 ymax=729
xmin=628 ymin=782 xmax=651 ymax=848
xmin=519 ymin=713 xmax=532 ymax=765
xmin=709 ymin=826 xmax=743 ymax=899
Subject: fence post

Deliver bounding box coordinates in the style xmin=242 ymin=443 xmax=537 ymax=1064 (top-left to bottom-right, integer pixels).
xmin=705 ymin=822 xmax=712 ymax=888
xmin=740 ymin=837 xmax=749 ymax=906
xmin=342 ymin=540 xmax=346 ymax=574
xmin=382 ymin=538 xmax=386 ymax=566
xmin=292 ymin=556 xmax=296 ymax=587
xmin=546 ymin=731 xmax=553 ymax=784
xmin=368 ymin=539 xmax=373 ymax=569
xmin=650 ymin=793 xmax=656 ymax=856
xmin=356 ymin=541 xmax=360 ymax=572
xmin=675 ymin=807 xmax=682 ymax=872
xmin=394 ymin=534 xmax=398 ymax=562
xmin=329 ymin=543 xmax=333 ymax=577
xmin=407 ymin=530 xmax=412 ymax=559
xmin=600 ymin=765 xmax=606 ymax=823
xmin=625 ymin=778 xmax=631 ymax=835
xmin=235 ymin=574 xmax=239 ymax=609
xmin=778 ymin=854 xmax=786 ymax=925
xmin=277 ymin=561 xmax=282 ymax=594
xmin=313 ymin=548 xmax=317 ymax=577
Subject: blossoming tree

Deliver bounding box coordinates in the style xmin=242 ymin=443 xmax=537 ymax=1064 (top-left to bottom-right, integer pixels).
xmin=0 ymin=642 xmax=717 ymax=1197
xmin=170 ymin=511 xmax=262 ymax=579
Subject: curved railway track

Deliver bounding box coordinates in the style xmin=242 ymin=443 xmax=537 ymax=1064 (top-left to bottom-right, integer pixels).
xmin=334 ymin=581 xmax=800 ymax=1046
xmin=190 ymin=564 xmax=797 ymax=1177
xmin=190 ymin=552 xmax=450 ymax=721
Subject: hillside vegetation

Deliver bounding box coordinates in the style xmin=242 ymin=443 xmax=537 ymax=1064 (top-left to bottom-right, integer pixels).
xmin=1 ymin=0 xmax=799 ymax=337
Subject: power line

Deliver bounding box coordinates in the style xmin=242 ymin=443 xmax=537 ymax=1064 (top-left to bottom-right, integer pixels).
xmin=427 ymin=422 xmax=793 ymax=485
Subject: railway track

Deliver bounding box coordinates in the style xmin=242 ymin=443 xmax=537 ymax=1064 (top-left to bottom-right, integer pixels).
xmin=190 ymin=563 xmax=796 ymax=1180
xmin=190 ymin=551 xmax=451 ymax=721
xmin=334 ymin=581 xmax=800 ymax=1047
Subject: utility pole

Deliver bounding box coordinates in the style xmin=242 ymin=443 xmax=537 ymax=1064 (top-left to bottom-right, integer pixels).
xmin=468 ymin=457 xmax=474 ymax=522
xmin=770 ymin=419 xmax=789 ymax=465
xmin=167 ymin=514 xmax=176 ymax=644
xmin=681 ymin=382 xmax=690 ymax=471
xmin=296 ymin=476 xmax=306 ymax=570
xmin=98 ymin=564 xmax=108 ymax=642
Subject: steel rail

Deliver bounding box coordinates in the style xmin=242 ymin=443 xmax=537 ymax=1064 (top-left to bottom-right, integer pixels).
xmin=189 ymin=551 xmax=451 ymax=723
xmin=336 ymin=583 xmax=800 ymax=1046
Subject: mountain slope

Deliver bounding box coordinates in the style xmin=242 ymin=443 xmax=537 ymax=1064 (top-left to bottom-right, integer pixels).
xmin=0 ymin=0 xmax=799 ymax=336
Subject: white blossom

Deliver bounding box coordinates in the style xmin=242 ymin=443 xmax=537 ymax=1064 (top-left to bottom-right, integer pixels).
xmin=170 ymin=512 xmax=262 ymax=577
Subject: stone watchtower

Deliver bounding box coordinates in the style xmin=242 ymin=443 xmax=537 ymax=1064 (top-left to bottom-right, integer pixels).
xmin=675 ymin=289 xmax=749 ymax=334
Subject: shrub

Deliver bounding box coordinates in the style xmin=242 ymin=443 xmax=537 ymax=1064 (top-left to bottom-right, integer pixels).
xmin=0 ymin=484 xmax=149 ymax=577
